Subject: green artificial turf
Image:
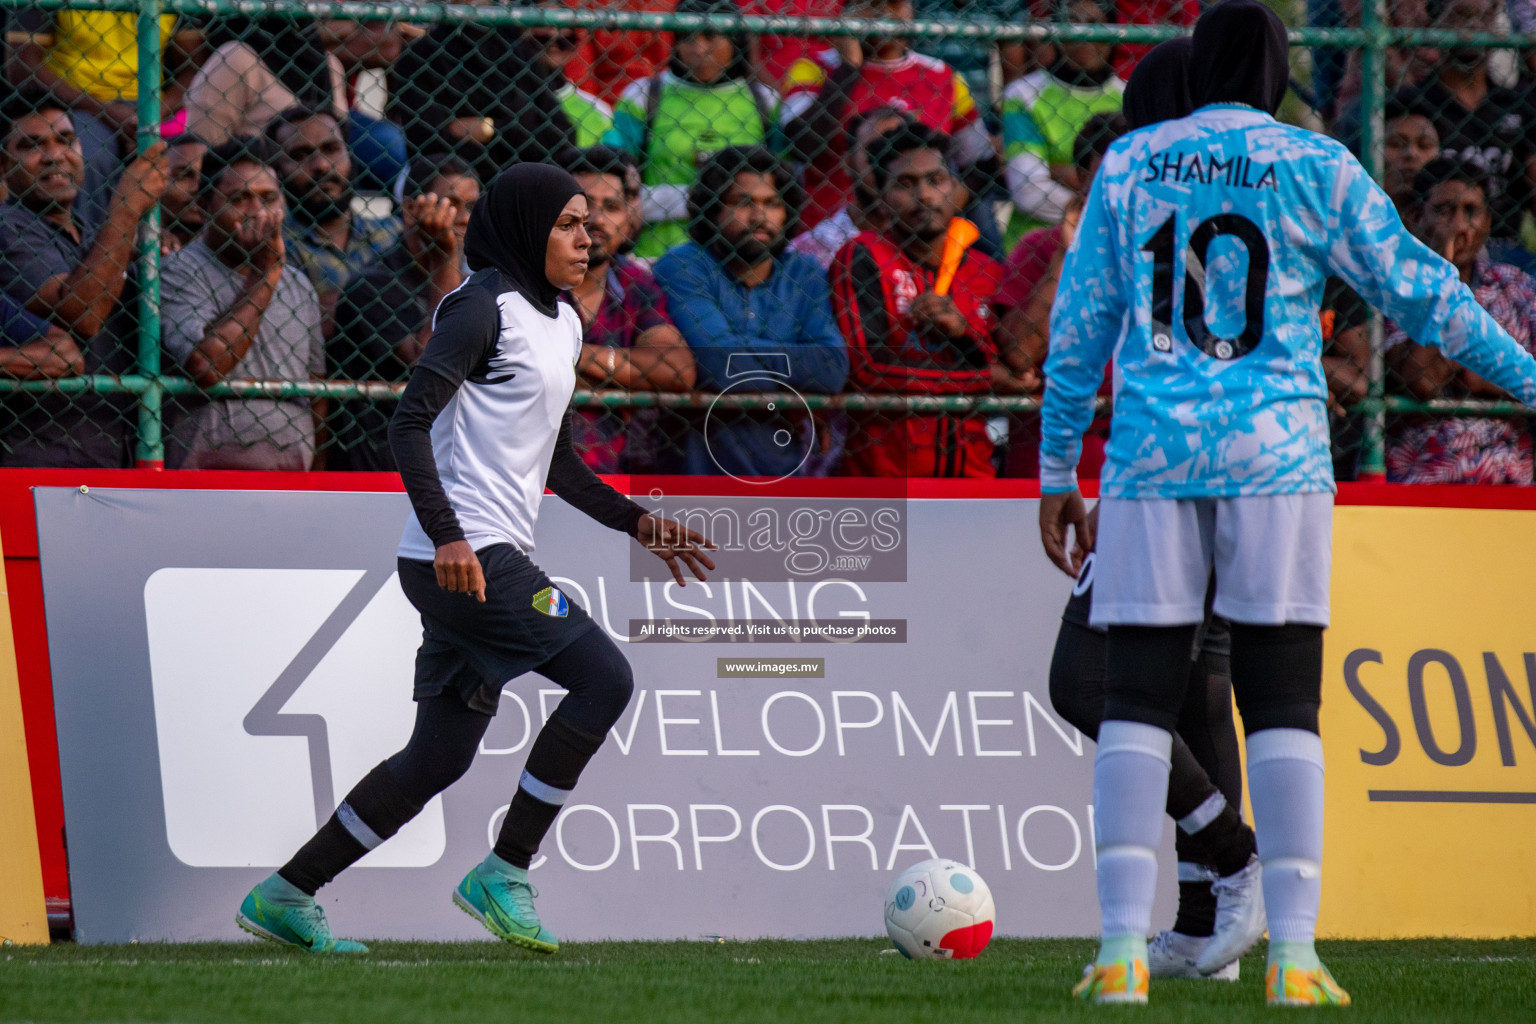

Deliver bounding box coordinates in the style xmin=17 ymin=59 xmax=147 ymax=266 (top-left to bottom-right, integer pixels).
xmin=2 ymin=937 xmax=1533 ymax=1023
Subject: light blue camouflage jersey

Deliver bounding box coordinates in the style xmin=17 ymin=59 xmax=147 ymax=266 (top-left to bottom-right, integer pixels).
xmin=1040 ymin=104 xmax=1536 ymax=498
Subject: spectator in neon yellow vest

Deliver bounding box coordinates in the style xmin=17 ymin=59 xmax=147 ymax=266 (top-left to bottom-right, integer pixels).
xmin=559 ymin=82 xmax=615 ymax=148
xmin=604 ymin=0 xmax=782 ymax=258
xmin=1001 ymin=0 xmax=1124 ymax=242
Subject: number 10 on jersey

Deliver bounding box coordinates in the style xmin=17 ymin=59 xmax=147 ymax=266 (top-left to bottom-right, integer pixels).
xmin=1141 ymin=212 xmax=1271 ymax=361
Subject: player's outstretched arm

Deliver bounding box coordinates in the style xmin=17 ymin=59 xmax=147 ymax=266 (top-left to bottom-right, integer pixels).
xmin=1328 ymin=154 xmax=1536 ymax=406
xmin=544 ymin=409 xmax=717 ymax=586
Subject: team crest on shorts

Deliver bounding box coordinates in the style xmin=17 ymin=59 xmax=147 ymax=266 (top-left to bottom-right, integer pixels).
xmin=532 ymin=586 xmax=568 ymax=617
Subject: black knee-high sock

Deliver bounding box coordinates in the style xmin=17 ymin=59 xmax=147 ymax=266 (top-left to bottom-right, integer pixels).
xmin=278 ymin=694 xmax=490 ymax=895
xmin=279 ymin=762 xmax=426 ymax=896
xmin=1174 ymin=879 xmax=1219 ymax=937
xmin=1194 ymin=801 xmax=1256 ymax=878
xmin=493 ymin=714 xmax=606 ymax=869
xmin=1170 ymin=802 xmax=1256 ymax=937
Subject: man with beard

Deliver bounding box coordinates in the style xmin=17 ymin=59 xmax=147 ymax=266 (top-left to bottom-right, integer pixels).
xmin=265 ymin=106 xmax=401 ymax=336
xmin=830 ymin=123 xmax=1017 ymax=477
xmin=0 ymin=90 xmax=167 ymax=467
xmin=561 ymin=146 xmax=693 ymax=474
xmin=161 ymin=135 xmax=208 ymax=254
xmin=1402 ymin=0 xmax=1536 ymax=265
xmin=653 ymin=146 xmax=848 ymax=478
xmin=159 ymin=138 xmax=325 ymax=470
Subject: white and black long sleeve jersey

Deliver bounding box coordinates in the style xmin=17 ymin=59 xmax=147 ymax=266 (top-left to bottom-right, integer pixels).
xmin=390 ymin=268 xmax=645 ymax=560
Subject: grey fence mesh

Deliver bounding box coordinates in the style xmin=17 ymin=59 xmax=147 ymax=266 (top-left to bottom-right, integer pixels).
xmin=2 ymin=0 xmax=1535 ymax=481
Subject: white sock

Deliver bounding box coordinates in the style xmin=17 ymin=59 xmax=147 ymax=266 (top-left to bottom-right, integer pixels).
xmin=1093 ymin=720 xmax=1173 ymax=940
xmin=1246 ymin=728 xmax=1325 ymax=947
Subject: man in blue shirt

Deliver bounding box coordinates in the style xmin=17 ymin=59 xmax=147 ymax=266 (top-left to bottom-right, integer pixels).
xmin=1039 ymin=0 xmax=1536 ymax=1007
xmin=654 ymin=146 xmax=848 ymax=479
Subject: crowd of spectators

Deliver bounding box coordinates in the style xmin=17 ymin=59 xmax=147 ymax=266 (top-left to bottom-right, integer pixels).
xmin=4 ymin=0 xmax=1536 ymax=483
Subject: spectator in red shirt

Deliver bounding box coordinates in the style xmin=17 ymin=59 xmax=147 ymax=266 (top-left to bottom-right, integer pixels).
xmin=780 ymin=0 xmax=987 ymax=228
xmin=831 ymin=124 xmax=1029 ymax=477
xmin=564 ymin=0 xmax=677 ymax=106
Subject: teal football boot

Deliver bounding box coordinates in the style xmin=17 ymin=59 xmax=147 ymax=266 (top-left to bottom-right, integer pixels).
xmin=453 ymin=854 xmax=558 ymax=953
xmin=236 ymin=874 xmax=369 ymax=954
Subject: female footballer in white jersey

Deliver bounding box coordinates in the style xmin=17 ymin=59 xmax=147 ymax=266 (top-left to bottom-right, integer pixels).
xmin=237 ymin=163 xmax=714 ymax=954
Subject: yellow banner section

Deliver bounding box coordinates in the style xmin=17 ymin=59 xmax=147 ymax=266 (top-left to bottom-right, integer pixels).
xmin=0 ymin=519 xmax=48 ymax=944
xmin=1322 ymin=505 xmax=1536 ymax=938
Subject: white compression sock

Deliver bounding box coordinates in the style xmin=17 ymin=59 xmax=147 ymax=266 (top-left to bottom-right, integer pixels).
xmin=1094 ymin=720 xmax=1173 ymax=940
xmin=1246 ymin=728 xmax=1325 ymax=949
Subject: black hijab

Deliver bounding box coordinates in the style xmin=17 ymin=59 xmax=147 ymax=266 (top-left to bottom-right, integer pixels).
xmin=1189 ymin=0 xmax=1289 ymax=116
xmin=1124 ymin=37 xmax=1194 ymax=130
xmin=465 ymin=163 xmax=583 ymax=319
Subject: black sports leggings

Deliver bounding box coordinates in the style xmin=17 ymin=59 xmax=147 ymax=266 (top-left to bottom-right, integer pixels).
xmin=385 ymin=627 xmax=633 ymax=804
xmin=1048 ymin=618 xmax=1243 ymax=821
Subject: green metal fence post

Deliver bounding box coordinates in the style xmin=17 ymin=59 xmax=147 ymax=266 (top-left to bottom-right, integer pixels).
xmin=1357 ymin=0 xmax=1389 ymax=481
xmin=134 ymin=0 xmax=165 ymax=468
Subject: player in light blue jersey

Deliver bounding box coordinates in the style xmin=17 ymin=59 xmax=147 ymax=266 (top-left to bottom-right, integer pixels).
xmin=1038 ymin=0 xmax=1536 ymax=1008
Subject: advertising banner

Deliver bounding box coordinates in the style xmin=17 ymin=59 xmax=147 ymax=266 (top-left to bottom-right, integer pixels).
xmin=37 ymin=488 xmax=1536 ymax=943
xmin=1322 ymin=505 xmax=1536 ymax=939
xmin=0 ymin=514 xmax=48 ymax=945
xmin=38 ymin=486 xmax=1137 ymax=943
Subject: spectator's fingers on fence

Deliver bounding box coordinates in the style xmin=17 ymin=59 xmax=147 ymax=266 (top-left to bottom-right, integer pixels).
xmin=118 ymin=140 xmax=170 ymax=209
xmin=401 ymin=194 xmax=425 ymax=229
xmin=47 ymin=331 xmax=84 ymax=376
xmin=420 ymin=196 xmax=458 ymax=247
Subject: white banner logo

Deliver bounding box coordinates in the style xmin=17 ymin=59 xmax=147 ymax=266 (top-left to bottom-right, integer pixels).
xmin=144 ymin=568 xmax=444 ymax=868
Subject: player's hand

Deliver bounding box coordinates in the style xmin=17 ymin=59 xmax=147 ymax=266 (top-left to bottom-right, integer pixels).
xmin=1039 ymin=488 xmax=1093 ymax=578
xmin=434 ymin=540 xmax=487 ymax=601
xmin=635 ymin=513 xmax=717 ymax=587
xmin=911 ymin=292 xmax=968 ymax=339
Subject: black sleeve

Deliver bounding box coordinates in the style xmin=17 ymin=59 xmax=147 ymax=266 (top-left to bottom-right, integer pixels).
xmin=545 ymin=409 xmax=647 ymax=536
xmin=386 ymin=283 xmax=499 ymax=549
xmin=782 ymin=60 xmax=860 ymax=165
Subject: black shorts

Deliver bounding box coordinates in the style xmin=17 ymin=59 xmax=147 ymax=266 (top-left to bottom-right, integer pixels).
xmin=398 ymin=543 xmax=602 ymax=716
xmin=1061 ymin=552 xmax=1099 ymax=630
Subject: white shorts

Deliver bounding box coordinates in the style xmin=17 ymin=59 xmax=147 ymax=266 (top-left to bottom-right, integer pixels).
xmin=1089 ymin=493 xmax=1333 ymax=628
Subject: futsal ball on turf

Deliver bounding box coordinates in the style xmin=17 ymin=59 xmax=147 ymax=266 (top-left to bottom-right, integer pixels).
xmin=883 ymin=858 xmax=995 ymax=959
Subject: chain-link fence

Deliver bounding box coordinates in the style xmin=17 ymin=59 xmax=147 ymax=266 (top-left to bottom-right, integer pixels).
xmin=2 ymin=0 xmax=1535 ymax=480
